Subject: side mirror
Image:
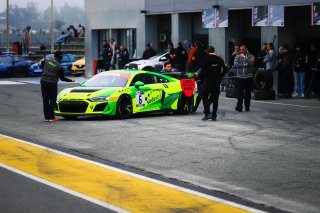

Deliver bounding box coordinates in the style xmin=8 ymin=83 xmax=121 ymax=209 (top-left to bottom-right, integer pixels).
xmin=134 ymin=81 xmax=144 ymax=88
xmin=159 ymin=57 xmax=168 ymax=62
xmin=80 ymin=81 xmax=86 ymax=86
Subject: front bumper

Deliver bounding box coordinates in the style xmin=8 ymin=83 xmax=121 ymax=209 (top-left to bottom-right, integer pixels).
xmin=55 ymin=99 xmax=117 ymax=116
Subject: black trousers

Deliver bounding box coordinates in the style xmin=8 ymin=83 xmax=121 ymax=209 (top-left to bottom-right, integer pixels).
xmin=202 ymin=86 xmax=220 ymax=118
xmin=41 ymin=81 xmax=58 ymax=120
xmin=236 ymin=78 xmax=252 ymax=110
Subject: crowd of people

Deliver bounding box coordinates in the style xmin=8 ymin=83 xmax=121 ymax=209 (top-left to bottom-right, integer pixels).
xmin=229 ymin=40 xmax=320 ymax=100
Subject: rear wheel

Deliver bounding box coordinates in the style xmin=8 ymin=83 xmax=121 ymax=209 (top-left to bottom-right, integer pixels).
xmin=176 ymin=93 xmax=194 ymax=114
xmin=116 ymin=95 xmax=132 ymax=119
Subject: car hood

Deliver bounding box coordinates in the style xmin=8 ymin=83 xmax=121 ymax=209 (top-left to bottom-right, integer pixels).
xmin=59 ymin=87 xmax=123 ymax=99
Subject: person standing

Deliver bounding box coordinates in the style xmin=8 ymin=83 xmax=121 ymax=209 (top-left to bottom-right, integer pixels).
xmin=142 ymin=43 xmax=157 ymax=59
xmin=23 ymin=26 xmax=31 ymax=55
xmin=167 ymin=42 xmax=177 ymax=68
xmin=200 ymin=46 xmax=229 ymax=121
xmin=280 ymin=44 xmax=294 ymax=98
xmin=101 ymin=39 xmax=112 ymax=71
xmin=109 ymin=38 xmax=118 ymax=69
xmin=175 ymin=42 xmax=188 ymax=71
xmin=292 ymin=45 xmax=307 ymax=98
xmin=234 ymin=45 xmax=255 ymax=112
xmin=40 ymin=51 xmax=74 ymax=122
xmin=264 ymin=43 xmax=277 ymax=94
xmin=255 ymin=43 xmax=268 ymax=69
xmin=117 ymin=44 xmax=129 ymax=69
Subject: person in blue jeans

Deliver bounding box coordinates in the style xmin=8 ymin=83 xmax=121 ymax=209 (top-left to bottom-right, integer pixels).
xmin=292 ymin=45 xmax=307 ymax=98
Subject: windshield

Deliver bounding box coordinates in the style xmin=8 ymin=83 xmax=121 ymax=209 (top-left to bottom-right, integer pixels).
xmin=85 ymin=73 xmax=129 ymax=87
xmin=0 ymin=56 xmax=12 ymax=63
xmin=148 ymin=51 xmax=168 ymax=60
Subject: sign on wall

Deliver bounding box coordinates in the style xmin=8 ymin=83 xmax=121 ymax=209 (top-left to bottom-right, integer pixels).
xmin=252 ymin=5 xmax=284 ymax=27
xmin=202 ymin=9 xmax=215 ymax=28
xmin=202 ymin=8 xmax=228 ymax=28
xmin=252 ymin=6 xmax=268 ymax=26
xmin=312 ymin=2 xmax=320 ymax=25
xmin=216 ymin=8 xmax=228 ymax=28
xmin=269 ymin=5 xmax=284 ymax=27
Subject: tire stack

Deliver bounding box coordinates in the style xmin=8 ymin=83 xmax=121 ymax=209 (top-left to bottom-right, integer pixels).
xmin=253 ymin=69 xmax=275 ymax=100
xmin=225 ymin=68 xmax=238 ymax=98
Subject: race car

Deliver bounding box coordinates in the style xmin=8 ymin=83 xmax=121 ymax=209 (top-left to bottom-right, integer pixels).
xmin=71 ymin=57 xmax=85 ymax=76
xmin=55 ymin=70 xmax=195 ymax=119
xmin=124 ymin=51 xmax=169 ymax=71
xmin=0 ymin=54 xmax=32 ymax=77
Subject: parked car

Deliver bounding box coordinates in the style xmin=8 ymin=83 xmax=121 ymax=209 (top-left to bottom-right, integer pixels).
xmin=71 ymin=57 xmax=85 ymax=76
xmin=29 ymin=53 xmax=79 ymax=76
xmin=124 ymin=51 xmax=169 ymax=71
xmin=0 ymin=54 xmax=32 ymax=77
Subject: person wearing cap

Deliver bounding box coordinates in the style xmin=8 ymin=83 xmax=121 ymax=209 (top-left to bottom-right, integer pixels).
xmin=142 ymin=43 xmax=157 ymax=59
xmin=40 ymin=51 xmax=74 ymax=122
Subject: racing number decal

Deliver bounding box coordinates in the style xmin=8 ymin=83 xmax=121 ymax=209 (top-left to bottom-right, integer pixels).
xmin=136 ymin=91 xmax=145 ymax=107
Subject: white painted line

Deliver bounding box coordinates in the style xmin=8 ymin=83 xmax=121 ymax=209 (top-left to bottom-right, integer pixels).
xmin=220 ymin=97 xmax=320 ymax=109
xmin=0 ymin=133 xmax=266 ymax=213
xmin=0 ymin=163 xmax=131 ymax=213
xmin=0 ymin=81 xmax=25 ymax=85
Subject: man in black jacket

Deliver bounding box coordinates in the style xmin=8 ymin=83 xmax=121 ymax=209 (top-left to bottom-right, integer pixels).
xmin=41 ymin=51 xmax=74 ymax=122
xmin=200 ymin=46 xmax=229 ymax=121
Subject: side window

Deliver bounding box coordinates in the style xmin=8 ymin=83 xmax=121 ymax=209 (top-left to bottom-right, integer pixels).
xmin=156 ymin=76 xmax=169 ymax=83
xmin=62 ymin=55 xmax=68 ymax=63
xmin=130 ymin=74 xmax=144 ymax=86
xmin=130 ymin=74 xmax=157 ymax=86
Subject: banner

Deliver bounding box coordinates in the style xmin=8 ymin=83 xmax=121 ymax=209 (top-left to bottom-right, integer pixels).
xmin=252 ymin=6 xmax=268 ymax=26
xmin=202 ymin=9 xmax=215 ymax=28
xmin=269 ymin=5 xmax=284 ymax=27
xmin=216 ymin=8 xmax=228 ymax=28
xmin=312 ymin=2 xmax=320 ymax=25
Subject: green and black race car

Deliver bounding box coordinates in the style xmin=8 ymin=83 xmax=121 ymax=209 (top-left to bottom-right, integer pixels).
xmin=55 ymin=70 xmax=196 ymax=119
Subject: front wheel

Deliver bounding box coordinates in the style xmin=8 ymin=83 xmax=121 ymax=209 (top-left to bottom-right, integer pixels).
xmin=116 ymin=95 xmax=133 ymax=119
xmin=175 ymin=93 xmax=194 ymax=114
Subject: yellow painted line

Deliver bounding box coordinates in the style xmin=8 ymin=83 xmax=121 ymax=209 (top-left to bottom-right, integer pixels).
xmin=0 ymin=134 xmax=263 ymax=213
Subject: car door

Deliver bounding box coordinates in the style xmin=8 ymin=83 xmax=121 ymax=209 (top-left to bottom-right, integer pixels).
xmin=130 ymin=73 xmax=165 ymax=112
xmin=11 ymin=56 xmax=29 ymax=77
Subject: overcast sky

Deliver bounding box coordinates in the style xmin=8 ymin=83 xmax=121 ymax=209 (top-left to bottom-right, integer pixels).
xmin=0 ymin=0 xmax=84 ymax=12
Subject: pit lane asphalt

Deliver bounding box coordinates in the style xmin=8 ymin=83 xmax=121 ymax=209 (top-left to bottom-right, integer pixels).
xmin=0 ymin=77 xmax=319 ymax=213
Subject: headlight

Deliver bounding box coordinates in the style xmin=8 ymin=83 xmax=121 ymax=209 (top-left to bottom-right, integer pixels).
xmin=89 ymin=96 xmax=109 ymax=102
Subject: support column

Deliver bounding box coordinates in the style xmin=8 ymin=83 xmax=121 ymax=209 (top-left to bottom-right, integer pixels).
xmin=208 ymin=28 xmax=227 ymax=61
xmin=171 ymin=13 xmax=192 ymax=46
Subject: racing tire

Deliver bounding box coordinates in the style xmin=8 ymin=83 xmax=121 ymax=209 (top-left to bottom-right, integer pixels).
xmin=62 ymin=115 xmax=78 ymax=120
xmin=253 ymin=89 xmax=275 ymax=100
xmin=175 ymin=93 xmax=194 ymax=114
xmin=254 ymin=69 xmax=273 ymax=90
xmin=116 ymin=95 xmax=133 ymax=119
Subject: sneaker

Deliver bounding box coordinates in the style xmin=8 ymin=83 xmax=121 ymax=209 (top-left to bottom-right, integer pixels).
xmin=191 ymin=108 xmax=197 ymax=113
xmin=210 ymin=117 xmax=217 ymax=121
xmin=48 ymin=118 xmax=60 ymax=122
xmin=202 ymin=114 xmax=212 ymax=121
xmin=245 ymin=108 xmax=250 ymax=112
xmin=45 ymin=119 xmax=50 ymax=122
xmin=301 ymin=94 xmax=304 ymax=98
xmin=235 ymin=107 xmax=242 ymax=112
xmin=292 ymin=93 xmax=300 ymax=98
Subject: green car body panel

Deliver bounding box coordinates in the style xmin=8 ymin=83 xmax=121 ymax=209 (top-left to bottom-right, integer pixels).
xmin=55 ymin=70 xmax=195 ymax=118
